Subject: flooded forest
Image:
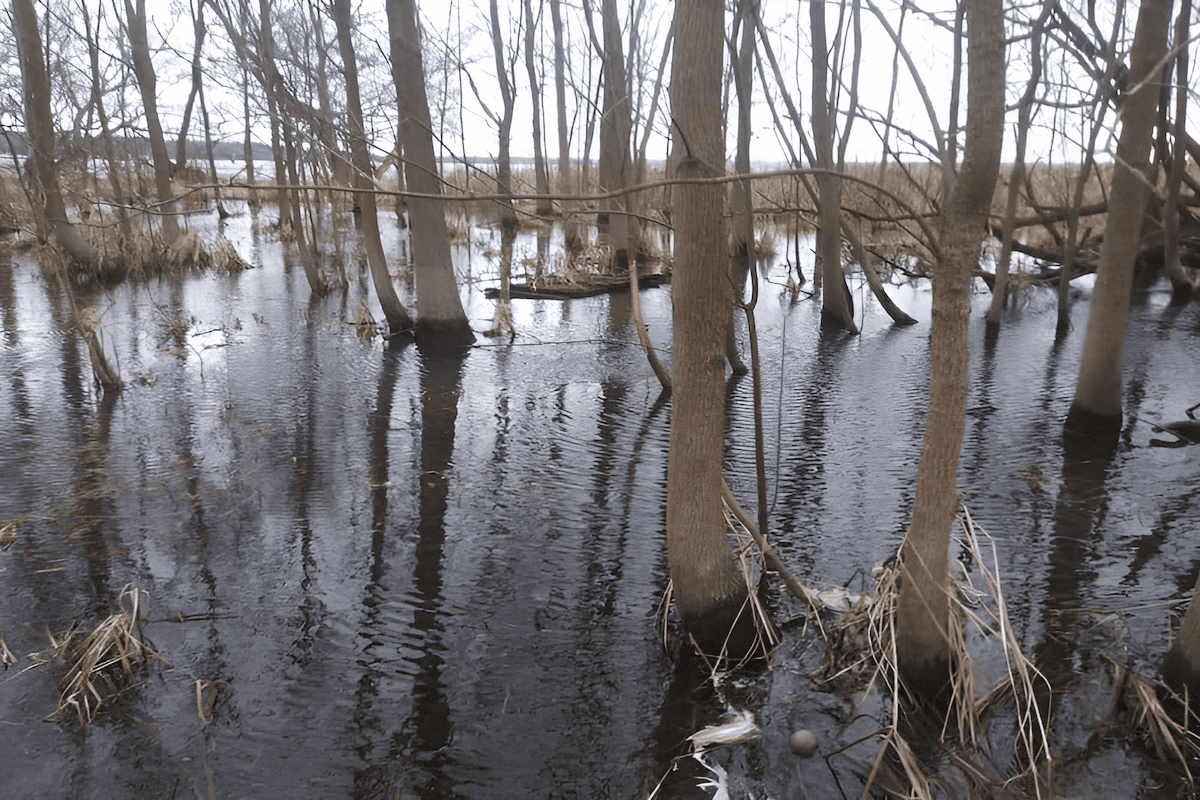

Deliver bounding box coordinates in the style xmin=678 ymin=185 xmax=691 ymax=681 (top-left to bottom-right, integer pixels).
xmin=2 ymin=0 xmax=1200 ymax=798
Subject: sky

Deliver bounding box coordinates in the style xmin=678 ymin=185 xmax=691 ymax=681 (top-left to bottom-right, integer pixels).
xmin=105 ymin=0 xmax=1139 ymax=173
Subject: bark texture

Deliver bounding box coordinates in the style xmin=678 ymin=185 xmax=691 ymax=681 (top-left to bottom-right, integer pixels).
xmin=387 ymin=0 xmax=472 ymax=344
xmin=597 ymin=0 xmax=632 ymax=270
xmin=667 ymin=0 xmax=756 ymax=659
xmin=811 ymin=0 xmax=856 ymax=332
xmin=895 ymin=0 xmax=1005 ymax=695
xmin=1064 ymin=0 xmax=1170 ymax=452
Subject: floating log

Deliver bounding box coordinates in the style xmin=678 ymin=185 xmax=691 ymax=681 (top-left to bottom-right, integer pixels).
xmin=484 ymin=272 xmax=669 ymax=300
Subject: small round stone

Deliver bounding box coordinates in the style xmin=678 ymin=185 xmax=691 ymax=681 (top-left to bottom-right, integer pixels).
xmin=789 ymin=729 xmax=818 ymax=757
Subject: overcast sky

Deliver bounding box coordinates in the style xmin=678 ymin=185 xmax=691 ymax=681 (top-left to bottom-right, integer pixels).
xmin=130 ymin=0 xmax=1134 ymax=171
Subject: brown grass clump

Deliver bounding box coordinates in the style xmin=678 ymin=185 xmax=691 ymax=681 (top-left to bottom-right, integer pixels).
xmin=816 ymin=505 xmax=1050 ymax=799
xmin=166 ymin=229 xmax=251 ymax=274
xmin=42 ymin=582 xmax=168 ymax=726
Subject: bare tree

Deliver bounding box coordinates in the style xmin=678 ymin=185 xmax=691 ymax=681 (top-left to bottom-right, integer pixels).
xmin=80 ymin=0 xmax=133 ymax=246
xmin=665 ymin=0 xmax=761 ymax=660
xmin=523 ymin=0 xmax=552 ymax=218
xmin=988 ymin=0 xmax=1052 ymax=326
xmin=895 ymin=0 xmax=1006 ymax=696
xmin=123 ymin=0 xmax=180 ymax=243
xmin=175 ymin=0 xmax=210 ymax=174
xmin=549 ymin=0 xmax=572 ymax=218
xmin=1162 ymin=0 xmax=1197 ymax=304
xmin=596 ymin=0 xmax=633 ymax=270
xmin=386 ymin=0 xmax=473 ymax=344
xmin=332 ymin=0 xmax=414 ymax=337
xmin=811 ymin=0 xmax=857 ymax=332
xmin=14 ymin=0 xmax=98 ymax=267
xmin=1063 ymin=0 xmax=1170 ymax=453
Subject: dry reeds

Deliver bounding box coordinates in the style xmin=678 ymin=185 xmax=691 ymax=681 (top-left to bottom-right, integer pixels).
xmin=43 ymin=582 xmax=167 ymax=726
xmin=166 ymin=229 xmax=250 ymax=274
xmin=0 ymin=632 xmax=15 ymax=668
xmin=0 ymin=518 xmax=19 ymax=549
xmin=817 ymin=505 xmax=1050 ymax=799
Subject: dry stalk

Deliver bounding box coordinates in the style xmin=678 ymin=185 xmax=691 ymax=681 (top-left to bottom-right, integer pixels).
xmin=0 ymin=632 xmax=16 ymax=668
xmin=818 ymin=504 xmax=1049 ymax=799
xmin=195 ymin=678 xmax=228 ymax=724
xmin=1113 ymin=660 xmax=1200 ymax=787
xmin=0 ymin=517 xmax=19 ymax=549
xmin=44 ymin=582 xmax=168 ymax=726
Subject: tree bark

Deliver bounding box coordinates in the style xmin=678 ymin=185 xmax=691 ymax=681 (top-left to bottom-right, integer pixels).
xmin=896 ymin=0 xmax=1005 ymax=696
xmin=1064 ymin=0 xmax=1170 ymax=452
xmin=1163 ymin=569 xmax=1200 ymax=699
xmin=387 ymin=0 xmax=473 ymax=345
xmin=730 ymin=1 xmax=755 ymax=260
xmin=1163 ymin=0 xmax=1196 ymax=305
xmin=124 ymin=0 xmax=180 ymax=243
xmin=523 ymin=0 xmax=552 ymax=218
xmin=14 ymin=0 xmax=98 ymax=267
xmin=333 ymin=0 xmax=414 ymax=337
xmin=597 ymin=0 xmax=632 ymax=271
xmin=667 ymin=0 xmax=759 ymax=660
xmin=811 ymin=0 xmax=857 ymax=332
xmin=549 ymin=0 xmax=576 ymax=243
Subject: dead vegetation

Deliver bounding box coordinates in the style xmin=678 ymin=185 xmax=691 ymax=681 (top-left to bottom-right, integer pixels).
xmin=812 ymin=507 xmax=1050 ymax=798
xmin=35 ymin=582 xmax=168 ymax=727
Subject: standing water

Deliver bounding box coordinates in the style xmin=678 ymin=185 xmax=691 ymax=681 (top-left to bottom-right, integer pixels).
xmin=1 ymin=204 xmax=1197 ymax=798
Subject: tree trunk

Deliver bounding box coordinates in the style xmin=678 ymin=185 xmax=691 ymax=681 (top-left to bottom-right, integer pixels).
xmin=811 ymin=0 xmax=856 ymax=332
xmin=730 ymin=1 xmax=755 ymax=260
xmin=1163 ymin=569 xmax=1200 ymax=699
xmin=485 ymin=0 xmax=517 ymax=338
xmin=333 ymin=0 xmax=414 ymax=337
xmin=124 ymin=0 xmax=180 ymax=243
xmin=895 ymin=0 xmax=1005 ymax=697
xmin=667 ymin=0 xmax=759 ymax=661
xmin=550 ymin=0 xmax=575 ymax=240
xmin=1064 ymin=0 xmax=1170 ymax=452
xmin=14 ymin=0 xmax=98 ymax=267
xmin=387 ymin=0 xmax=473 ymax=345
xmin=242 ymin=64 xmax=256 ymax=194
xmin=988 ymin=1 xmax=1048 ymax=327
xmin=597 ymin=0 xmax=632 ymax=271
xmin=81 ymin=0 xmax=133 ymax=246
xmin=523 ymin=0 xmax=552 ymax=218
xmin=175 ymin=0 xmax=208 ymax=174
xmin=1163 ymin=0 xmax=1196 ymax=305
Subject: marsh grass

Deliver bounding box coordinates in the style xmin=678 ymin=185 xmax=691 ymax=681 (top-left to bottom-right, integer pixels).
xmin=41 ymin=582 xmax=168 ymax=727
xmin=816 ymin=505 xmax=1051 ymax=799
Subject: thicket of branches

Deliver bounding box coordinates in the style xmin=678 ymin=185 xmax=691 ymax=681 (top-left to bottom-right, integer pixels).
xmin=1 ymin=1 xmax=1195 ymax=301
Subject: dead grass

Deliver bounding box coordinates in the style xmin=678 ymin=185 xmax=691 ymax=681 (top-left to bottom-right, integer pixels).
xmin=816 ymin=505 xmax=1050 ymax=799
xmin=0 ymin=518 xmax=19 ymax=549
xmin=41 ymin=582 xmax=168 ymax=726
xmin=0 ymin=632 xmax=15 ymax=668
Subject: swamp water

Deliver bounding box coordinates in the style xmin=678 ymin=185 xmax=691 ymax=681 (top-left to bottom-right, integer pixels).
xmin=0 ymin=204 xmax=1198 ymax=798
